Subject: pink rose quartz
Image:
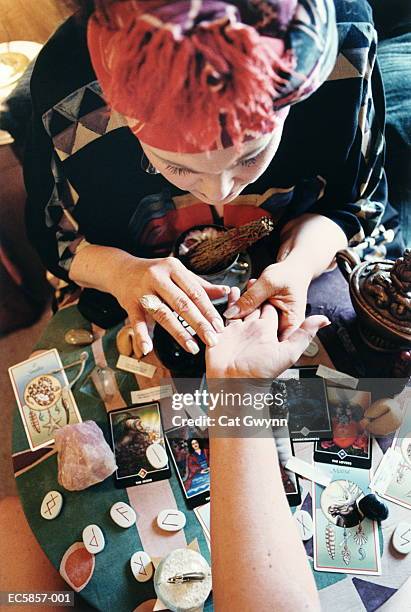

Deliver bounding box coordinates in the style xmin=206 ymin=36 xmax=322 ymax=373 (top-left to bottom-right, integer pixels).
xmin=55 ymin=421 xmax=116 ymax=491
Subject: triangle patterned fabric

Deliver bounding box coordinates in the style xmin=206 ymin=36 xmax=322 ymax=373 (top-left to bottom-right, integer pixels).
xmin=42 ymin=82 xmax=128 ymax=159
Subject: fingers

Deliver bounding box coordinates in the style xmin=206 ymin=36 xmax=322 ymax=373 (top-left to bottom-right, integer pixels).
xmin=224 ymin=274 xmax=271 ymax=319
xmin=225 ymin=282 xmax=261 ymax=322
xmin=244 ymin=310 xmax=261 ymax=322
xmin=260 ymin=303 xmax=279 ymax=331
xmin=243 ymin=278 xmax=258 ymax=322
xmin=227 ymin=286 xmax=241 ymax=309
xmin=281 ymin=316 xmax=330 ymax=366
xmin=225 ymin=287 xmax=242 ymax=325
xmin=299 ymin=315 xmax=330 ymax=336
xmin=128 ymin=310 xmax=152 ymax=358
xmin=197 ymin=276 xmax=230 ymax=301
xmin=161 ymin=281 xmax=220 ymax=347
xmin=171 ymin=269 xmax=225 ymax=334
xmin=278 ymin=303 xmax=306 ymax=342
xmin=146 ymin=299 xmax=201 ymax=355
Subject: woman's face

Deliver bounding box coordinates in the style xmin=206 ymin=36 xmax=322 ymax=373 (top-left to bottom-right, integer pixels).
xmin=133 ymin=113 xmax=288 ymax=205
xmin=191 ymin=439 xmax=200 ymax=451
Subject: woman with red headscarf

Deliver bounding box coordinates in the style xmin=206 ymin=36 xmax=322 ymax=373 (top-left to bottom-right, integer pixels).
xmin=25 ymin=0 xmax=388 ymax=358
xmin=8 ymin=4 xmax=390 ymax=606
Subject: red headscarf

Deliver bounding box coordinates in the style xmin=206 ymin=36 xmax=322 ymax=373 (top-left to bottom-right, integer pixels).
xmin=88 ymin=0 xmax=337 ymax=152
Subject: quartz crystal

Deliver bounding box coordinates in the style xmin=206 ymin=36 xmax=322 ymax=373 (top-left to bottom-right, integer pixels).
xmin=55 ymin=421 xmax=116 ymax=491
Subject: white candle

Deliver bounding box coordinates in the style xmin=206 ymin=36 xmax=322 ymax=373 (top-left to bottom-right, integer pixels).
xmin=154 ymin=549 xmax=212 ymax=612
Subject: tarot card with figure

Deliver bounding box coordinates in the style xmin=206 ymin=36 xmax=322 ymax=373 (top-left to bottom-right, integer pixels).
xmin=370 ymin=398 xmax=411 ymax=510
xmin=313 ymin=463 xmax=381 ymax=575
xmin=282 ymin=367 xmax=332 ymax=442
xmin=9 ymin=349 xmax=82 ymax=451
xmin=165 ymin=424 xmax=210 ymax=509
xmin=108 ymin=402 xmax=171 ymax=488
xmin=314 ymin=388 xmax=372 ymax=469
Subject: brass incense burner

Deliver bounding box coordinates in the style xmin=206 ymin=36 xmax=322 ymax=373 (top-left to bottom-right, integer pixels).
xmin=337 ymin=249 xmax=411 ymax=352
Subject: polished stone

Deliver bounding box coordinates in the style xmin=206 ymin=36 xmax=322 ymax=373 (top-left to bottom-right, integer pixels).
xmin=157 ymin=509 xmax=186 ymax=532
xmin=130 ymin=551 xmax=153 ymax=582
xmin=110 ymin=502 xmax=137 ymax=528
xmin=40 ymin=490 xmax=63 ymax=520
xmin=64 ymin=328 xmax=94 ymax=346
xmin=82 ymin=524 xmax=105 ymax=554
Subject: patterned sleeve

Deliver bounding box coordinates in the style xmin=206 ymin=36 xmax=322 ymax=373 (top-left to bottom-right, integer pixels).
xmin=308 ymin=16 xmax=387 ymax=245
xmin=24 ymin=93 xmax=86 ymax=283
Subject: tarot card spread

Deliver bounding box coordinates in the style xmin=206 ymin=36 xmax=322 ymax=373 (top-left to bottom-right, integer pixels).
xmin=314 ymin=388 xmax=372 ymax=469
xmin=9 ymin=349 xmax=82 ymax=451
xmin=370 ymin=400 xmax=411 ymax=510
xmin=313 ymin=464 xmax=382 ymax=575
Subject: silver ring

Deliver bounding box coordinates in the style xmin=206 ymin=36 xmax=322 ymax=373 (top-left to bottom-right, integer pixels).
xmin=139 ymin=294 xmax=164 ymax=315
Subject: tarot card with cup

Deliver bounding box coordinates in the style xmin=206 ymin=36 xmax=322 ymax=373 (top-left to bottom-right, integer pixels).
xmin=9 ymin=349 xmax=82 ymax=451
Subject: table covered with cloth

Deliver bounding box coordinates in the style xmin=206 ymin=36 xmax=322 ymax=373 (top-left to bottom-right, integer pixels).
xmin=11 ymin=268 xmax=411 ymax=611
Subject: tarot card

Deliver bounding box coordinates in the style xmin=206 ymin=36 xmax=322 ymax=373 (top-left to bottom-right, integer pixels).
xmin=165 ymin=424 xmax=211 ymax=509
xmin=9 ymin=349 xmax=82 ymax=451
xmin=314 ymin=388 xmax=372 ymax=469
xmin=275 ymin=432 xmax=302 ymax=506
xmin=108 ymin=402 xmax=171 ymax=488
xmin=283 ymin=367 xmax=332 ymax=442
xmin=370 ymin=399 xmax=411 ymax=510
xmin=194 ymin=502 xmax=210 ymax=543
xmin=371 ymin=448 xmax=411 ymax=511
xmin=313 ymin=463 xmax=381 ymax=575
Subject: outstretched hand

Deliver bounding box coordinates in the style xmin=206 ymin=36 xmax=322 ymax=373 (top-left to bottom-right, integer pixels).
xmin=206 ymin=287 xmax=329 ymax=379
xmin=223 ymin=260 xmax=311 ymax=341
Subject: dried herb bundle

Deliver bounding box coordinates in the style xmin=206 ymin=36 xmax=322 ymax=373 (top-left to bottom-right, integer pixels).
xmin=185 ymin=217 xmax=275 ymax=274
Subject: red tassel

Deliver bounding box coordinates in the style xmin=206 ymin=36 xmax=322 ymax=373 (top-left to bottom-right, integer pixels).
xmin=88 ymin=2 xmax=296 ymax=152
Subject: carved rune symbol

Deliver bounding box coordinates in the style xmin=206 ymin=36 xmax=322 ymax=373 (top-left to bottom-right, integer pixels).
xmin=133 ymin=558 xmax=147 ymax=575
xmin=162 ymin=512 xmax=179 ymax=527
xmin=116 ymin=506 xmax=130 ymax=519
xmin=45 ymin=493 xmax=58 ymax=516
xmin=89 ymin=528 xmax=99 ymax=548
xmin=297 ymin=514 xmax=308 ymax=537
xmin=400 ymin=528 xmax=411 ymax=547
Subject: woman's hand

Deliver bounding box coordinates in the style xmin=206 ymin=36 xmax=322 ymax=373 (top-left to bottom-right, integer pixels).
xmin=111 ymin=255 xmax=229 ymax=357
xmin=222 ymin=213 xmax=348 ymax=340
xmin=206 ymin=287 xmax=329 ymax=379
xmin=223 ymin=259 xmax=311 ymax=340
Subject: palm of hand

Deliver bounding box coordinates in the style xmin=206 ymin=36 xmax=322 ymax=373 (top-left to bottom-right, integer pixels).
xmin=206 ymin=318 xmax=290 ymax=379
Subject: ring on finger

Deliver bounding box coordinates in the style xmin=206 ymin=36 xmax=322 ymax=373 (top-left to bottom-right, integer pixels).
xmin=139 ymin=294 xmax=164 ymax=315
